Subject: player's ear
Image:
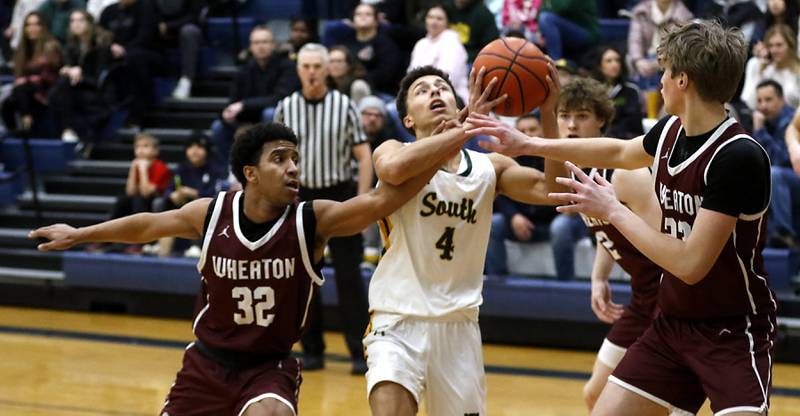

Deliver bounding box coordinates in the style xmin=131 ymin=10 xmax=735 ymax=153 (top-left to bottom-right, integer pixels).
xmin=243 ymin=165 xmax=258 ymax=185
xmin=403 ymin=114 xmax=415 ymax=131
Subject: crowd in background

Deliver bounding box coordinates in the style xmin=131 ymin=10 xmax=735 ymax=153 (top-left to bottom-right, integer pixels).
xmin=1 ymin=0 xmax=800 ymax=279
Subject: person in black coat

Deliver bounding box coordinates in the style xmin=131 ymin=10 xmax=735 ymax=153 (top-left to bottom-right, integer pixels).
xmin=590 ymin=45 xmax=643 ymax=139
xmin=209 ymin=26 xmax=300 ymax=175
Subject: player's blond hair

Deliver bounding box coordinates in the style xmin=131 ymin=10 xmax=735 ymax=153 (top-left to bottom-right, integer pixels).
xmin=656 ymin=20 xmax=747 ymax=104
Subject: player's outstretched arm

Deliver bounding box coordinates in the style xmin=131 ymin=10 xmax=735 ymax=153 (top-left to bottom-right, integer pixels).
xmin=314 ymin=165 xmax=439 ymax=241
xmin=467 ymin=114 xmax=652 ymax=170
xmin=550 ymin=162 xmax=735 ymax=284
xmin=373 ymin=121 xmax=469 ymax=186
xmin=589 ymin=243 xmax=623 ymax=324
xmin=29 ymin=198 xmax=210 ymax=251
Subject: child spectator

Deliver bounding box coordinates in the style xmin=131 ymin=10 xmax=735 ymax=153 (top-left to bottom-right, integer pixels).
xmin=1 ymin=12 xmax=62 ymax=135
xmin=154 ymin=134 xmax=224 ymax=257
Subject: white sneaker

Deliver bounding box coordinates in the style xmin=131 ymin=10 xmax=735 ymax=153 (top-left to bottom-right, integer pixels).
xmin=183 ymin=245 xmax=202 ymax=258
xmin=171 ymin=77 xmax=192 ymax=100
xmin=61 ymin=129 xmax=79 ymax=143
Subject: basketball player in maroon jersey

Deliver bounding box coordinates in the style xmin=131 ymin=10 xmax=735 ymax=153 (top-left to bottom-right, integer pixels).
xmin=469 ymin=20 xmax=776 ymax=415
xmin=29 ymin=122 xmax=471 ymax=416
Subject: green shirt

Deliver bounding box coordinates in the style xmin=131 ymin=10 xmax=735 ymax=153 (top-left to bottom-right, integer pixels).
xmin=540 ymin=0 xmax=599 ymax=41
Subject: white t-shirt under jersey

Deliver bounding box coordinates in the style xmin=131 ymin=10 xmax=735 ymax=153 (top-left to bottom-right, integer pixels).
xmin=368 ymin=149 xmax=496 ymax=319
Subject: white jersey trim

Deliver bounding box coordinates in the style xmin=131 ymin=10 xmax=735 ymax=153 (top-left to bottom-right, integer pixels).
xmin=238 ymin=393 xmax=296 ymax=416
xmin=651 ymin=116 xmax=678 ymax=175
xmin=296 ymin=201 xmax=325 ymax=286
xmin=197 ymin=192 xmax=226 ymax=272
xmin=666 ymin=117 xmax=737 ymax=177
xmin=733 ymin=229 xmax=759 ymax=314
xmin=608 ymin=375 xmax=693 ymax=415
xmin=744 ymin=315 xmax=770 ymax=411
xmin=232 ymin=191 xmax=291 ymax=251
xmin=192 ymin=294 xmax=210 ymax=334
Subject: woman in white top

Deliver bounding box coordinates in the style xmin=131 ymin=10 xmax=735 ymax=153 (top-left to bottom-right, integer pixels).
xmin=407 ymin=5 xmax=469 ymax=102
xmin=742 ymin=23 xmax=800 ymax=109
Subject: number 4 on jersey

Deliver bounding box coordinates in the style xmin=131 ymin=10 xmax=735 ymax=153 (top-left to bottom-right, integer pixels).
xmin=436 ymin=227 xmax=455 ymax=260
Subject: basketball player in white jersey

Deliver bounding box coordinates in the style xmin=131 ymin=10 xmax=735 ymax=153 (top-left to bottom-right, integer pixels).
xmin=365 ymin=64 xmax=566 ymax=415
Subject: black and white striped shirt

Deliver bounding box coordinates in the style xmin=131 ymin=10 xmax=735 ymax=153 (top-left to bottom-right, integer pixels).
xmin=274 ymin=89 xmax=367 ymax=189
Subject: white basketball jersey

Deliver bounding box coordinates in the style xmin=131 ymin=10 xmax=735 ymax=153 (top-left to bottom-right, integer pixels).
xmin=369 ymin=149 xmax=496 ymax=318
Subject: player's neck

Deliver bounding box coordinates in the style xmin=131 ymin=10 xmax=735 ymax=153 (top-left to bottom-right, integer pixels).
xmin=441 ymin=151 xmax=462 ymax=172
xmin=241 ymin=189 xmax=286 ymax=223
xmin=676 ymin=98 xmax=727 ymax=136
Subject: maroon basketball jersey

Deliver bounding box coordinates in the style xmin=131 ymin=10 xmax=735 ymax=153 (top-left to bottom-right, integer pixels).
xmin=579 ymin=169 xmax=661 ymax=313
xmin=193 ymin=191 xmax=324 ymax=354
xmin=652 ymin=116 xmax=776 ymax=318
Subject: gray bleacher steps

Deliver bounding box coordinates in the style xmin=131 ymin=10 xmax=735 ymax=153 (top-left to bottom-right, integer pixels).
xmin=158 ymin=97 xmax=228 ymax=112
xmin=43 ymin=176 xmax=126 ymax=196
xmin=144 ymin=111 xmax=219 ymax=130
xmin=0 ymin=247 xmax=62 ymax=270
xmin=0 ymin=208 xmax=106 ymax=229
xmin=68 ymin=160 xmax=178 ymax=177
xmin=0 ymin=266 xmax=64 ymax=281
xmin=17 ymin=191 xmax=116 ymax=212
xmin=91 ymin=142 xmax=184 ymax=161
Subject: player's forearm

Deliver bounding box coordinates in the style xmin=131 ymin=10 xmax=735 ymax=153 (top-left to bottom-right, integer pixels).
xmin=75 ymin=213 xmax=175 ymax=244
xmin=606 ymin=206 xmax=710 ymax=285
xmin=375 ymin=128 xmax=467 ymax=185
xmin=533 ymin=138 xmax=641 ymax=169
xmin=357 ymin=155 xmax=374 ymax=195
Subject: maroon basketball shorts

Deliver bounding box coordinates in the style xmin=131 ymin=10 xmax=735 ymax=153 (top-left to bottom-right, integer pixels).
xmin=161 ymin=343 xmax=302 ymax=416
xmin=606 ymin=303 xmax=656 ymax=350
xmin=610 ymin=313 xmax=776 ymax=414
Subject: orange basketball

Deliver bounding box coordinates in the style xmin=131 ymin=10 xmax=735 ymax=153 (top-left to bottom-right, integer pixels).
xmin=473 ymin=37 xmax=550 ymax=116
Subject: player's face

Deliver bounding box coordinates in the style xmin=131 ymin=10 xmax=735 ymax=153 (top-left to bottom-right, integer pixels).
xmin=516 ymin=117 xmax=542 ymax=137
xmin=249 ymin=29 xmax=275 ymax=61
xmin=353 ymin=5 xmax=377 ymax=30
xmin=297 ymin=51 xmax=329 ymax=91
xmin=69 ymin=11 xmax=88 ymax=37
xmin=404 ymin=75 xmax=458 ymax=135
xmin=185 ymin=144 xmax=207 ymax=168
xmin=557 ymin=108 xmax=604 ymax=138
xmin=252 ymin=140 xmax=299 ymax=204
xmin=659 ymin=66 xmax=682 ymax=114
xmin=425 ymin=7 xmax=448 ymax=38
xmin=756 ymin=85 xmax=784 ymax=120
xmin=600 ymin=49 xmax=621 ymax=82
xmin=767 ymin=33 xmax=789 ymax=64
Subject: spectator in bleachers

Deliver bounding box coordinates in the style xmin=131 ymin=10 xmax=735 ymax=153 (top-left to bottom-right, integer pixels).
xmin=274 ymin=43 xmax=372 ymax=374
xmin=327 ymin=45 xmax=371 ymax=105
xmin=752 ymin=79 xmax=799 ymax=248
xmin=376 ymin=0 xmax=429 ymax=52
xmin=589 ymin=45 xmax=643 ymax=139
xmin=1 ymin=12 xmax=62 ymax=135
xmin=549 ymin=77 xmax=614 ymax=280
xmin=157 ymin=0 xmax=206 ymax=100
xmin=92 ymin=132 xmax=171 ymax=254
xmin=37 ymin=0 xmax=86 ymax=45
xmin=536 ymin=0 xmax=598 ymax=61
xmin=447 ymin=0 xmax=500 ymax=63
xmin=343 ymin=3 xmax=402 ymax=95
xmin=3 ymin=0 xmax=46 ymax=52
xmin=626 ymin=0 xmax=692 ymax=87
xmin=154 ymin=134 xmax=224 ymax=257
xmin=49 ymin=9 xmax=114 ymax=146
xmin=752 ymin=0 xmax=799 ymax=51
xmin=210 ymin=26 xmax=299 ymax=176
xmin=501 ymin=0 xmax=541 ymax=41
xmin=87 ymin=0 xmax=118 ymax=20
xmin=279 ymin=16 xmax=319 ymax=59
xmin=485 ymin=113 xmax=558 ymax=276
xmin=408 ymin=4 xmax=469 ymax=102
xmin=99 ymin=0 xmax=162 ymax=127
xmin=742 ymin=23 xmax=800 ymax=110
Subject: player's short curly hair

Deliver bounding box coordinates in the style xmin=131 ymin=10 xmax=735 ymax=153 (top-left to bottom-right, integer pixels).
xmin=229 ymin=122 xmax=298 ymax=187
xmin=396 ymin=65 xmax=458 ymax=135
xmin=557 ymin=77 xmax=615 ymax=132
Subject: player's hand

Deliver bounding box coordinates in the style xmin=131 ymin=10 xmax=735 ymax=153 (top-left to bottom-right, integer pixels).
xmin=510 ymin=213 xmax=534 ymax=241
xmin=466 ymin=65 xmax=507 ymax=117
xmin=466 ymin=113 xmax=533 ymax=157
xmin=590 ymin=280 xmax=624 ymax=323
xmin=29 ymin=224 xmax=81 ymax=251
xmin=549 ymin=161 xmax=624 ymax=221
xmin=538 ymin=58 xmax=560 ymax=115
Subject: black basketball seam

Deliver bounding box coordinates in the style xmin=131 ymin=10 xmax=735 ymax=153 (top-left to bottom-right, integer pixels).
xmin=477 ymin=39 xmax=550 ymax=112
xmin=506 ymin=68 xmax=525 ymax=113
xmin=495 ymin=39 xmax=529 ymax=104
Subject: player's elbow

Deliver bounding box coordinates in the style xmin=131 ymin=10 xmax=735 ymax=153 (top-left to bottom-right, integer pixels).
xmin=374 ymin=162 xmax=407 ymax=186
xmin=673 ymin=263 xmax=710 ymax=285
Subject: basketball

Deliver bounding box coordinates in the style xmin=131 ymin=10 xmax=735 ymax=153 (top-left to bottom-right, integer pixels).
xmin=473 ymin=37 xmax=550 ymax=116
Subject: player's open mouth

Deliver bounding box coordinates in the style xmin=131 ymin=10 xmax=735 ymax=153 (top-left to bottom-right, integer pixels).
xmin=430 ymin=99 xmax=446 ymax=111
xmin=567 ymin=134 xmax=579 ymax=138
xmin=286 ymin=180 xmax=299 ymax=191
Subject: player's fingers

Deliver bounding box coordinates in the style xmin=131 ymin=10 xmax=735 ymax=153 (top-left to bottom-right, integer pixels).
xmin=594 ymin=172 xmax=612 ymax=187
xmin=465 ymin=116 xmax=499 ymax=128
xmin=488 ymin=94 xmax=508 ymax=109
xmin=478 ymin=77 xmax=498 ymax=102
xmin=564 ymin=161 xmax=593 ymax=184
xmin=553 ymin=175 xmax=584 ymax=191
xmin=477 ymin=137 xmax=502 ymax=151
xmin=476 ymin=65 xmax=486 ymax=85
xmin=548 ymin=191 xmax=582 ymax=205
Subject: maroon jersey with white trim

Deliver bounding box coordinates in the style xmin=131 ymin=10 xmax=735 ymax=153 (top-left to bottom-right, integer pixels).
xmin=652 ymin=116 xmax=776 ymax=318
xmin=193 ymin=191 xmax=324 ymax=354
xmin=579 ymin=169 xmax=661 ymax=313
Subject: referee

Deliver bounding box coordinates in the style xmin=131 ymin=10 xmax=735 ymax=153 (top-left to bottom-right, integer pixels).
xmin=274 ymin=43 xmax=373 ymax=375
